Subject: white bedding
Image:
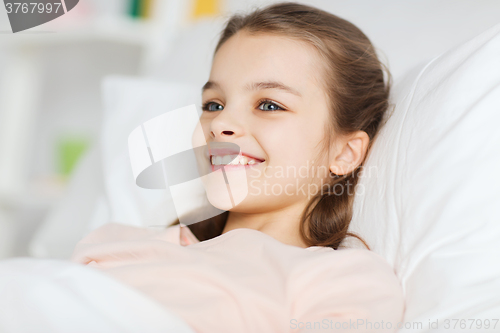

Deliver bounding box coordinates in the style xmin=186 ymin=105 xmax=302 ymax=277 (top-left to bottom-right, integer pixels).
xmin=0 ymin=258 xmax=195 ymax=333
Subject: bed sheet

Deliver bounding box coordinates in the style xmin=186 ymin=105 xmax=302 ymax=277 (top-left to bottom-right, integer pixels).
xmin=0 ymin=258 xmax=195 ymax=333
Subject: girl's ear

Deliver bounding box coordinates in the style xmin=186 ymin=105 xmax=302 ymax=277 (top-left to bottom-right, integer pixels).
xmin=329 ymin=130 xmax=369 ymax=175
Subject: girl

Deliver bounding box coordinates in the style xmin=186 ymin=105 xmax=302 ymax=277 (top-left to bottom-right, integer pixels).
xmin=72 ymin=2 xmax=405 ymax=332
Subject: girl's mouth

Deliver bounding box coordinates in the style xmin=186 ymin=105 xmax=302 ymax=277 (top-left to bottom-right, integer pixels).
xmin=210 ymin=154 xmax=264 ymax=171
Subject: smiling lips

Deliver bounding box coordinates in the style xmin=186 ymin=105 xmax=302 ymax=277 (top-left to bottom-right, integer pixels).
xmin=211 ymin=154 xmax=261 ymax=166
xmin=205 ymin=146 xmax=265 ymax=170
xmin=210 ymin=154 xmax=264 ymax=171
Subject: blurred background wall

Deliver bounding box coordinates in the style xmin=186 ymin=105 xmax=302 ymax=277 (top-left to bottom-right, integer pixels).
xmin=0 ymin=0 xmax=499 ymax=258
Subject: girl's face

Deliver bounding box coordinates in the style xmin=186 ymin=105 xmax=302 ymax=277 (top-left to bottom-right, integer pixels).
xmin=198 ymin=31 xmax=335 ymax=213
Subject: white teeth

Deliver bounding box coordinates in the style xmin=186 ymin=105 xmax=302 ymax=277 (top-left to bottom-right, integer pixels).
xmin=228 ymin=155 xmax=240 ymax=165
xmin=210 ymin=154 xmax=260 ymax=166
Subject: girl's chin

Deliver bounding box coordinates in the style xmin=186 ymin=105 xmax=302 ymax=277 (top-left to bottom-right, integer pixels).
xmin=206 ymin=195 xmax=255 ymax=212
xmin=204 ymin=182 xmax=248 ymax=211
xmin=206 ymin=193 xmax=254 ymax=211
xmin=202 ymin=165 xmax=256 ymax=209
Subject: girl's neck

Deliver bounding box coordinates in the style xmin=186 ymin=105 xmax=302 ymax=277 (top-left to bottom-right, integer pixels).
xmin=221 ymin=203 xmax=310 ymax=249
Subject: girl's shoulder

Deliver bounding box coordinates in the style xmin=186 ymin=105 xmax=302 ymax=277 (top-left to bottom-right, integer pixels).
xmin=288 ymin=247 xmax=405 ymax=324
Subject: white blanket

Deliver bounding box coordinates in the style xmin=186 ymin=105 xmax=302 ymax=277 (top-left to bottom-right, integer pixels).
xmin=0 ymin=258 xmax=195 ymax=333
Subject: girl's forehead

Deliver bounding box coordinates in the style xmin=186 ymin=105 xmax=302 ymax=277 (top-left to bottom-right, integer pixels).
xmin=209 ymin=32 xmax=325 ymax=93
xmin=214 ymin=32 xmax=320 ymax=66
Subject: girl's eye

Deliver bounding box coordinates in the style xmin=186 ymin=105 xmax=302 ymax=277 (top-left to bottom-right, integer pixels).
xmin=258 ymin=100 xmax=283 ymax=112
xmin=201 ymin=102 xmax=223 ymax=112
xmin=201 ymin=99 xmax=284 ymax=112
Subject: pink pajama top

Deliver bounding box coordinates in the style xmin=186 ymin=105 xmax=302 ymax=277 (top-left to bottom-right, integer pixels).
xmin=71 ymin=223 xmax=404 ymax=333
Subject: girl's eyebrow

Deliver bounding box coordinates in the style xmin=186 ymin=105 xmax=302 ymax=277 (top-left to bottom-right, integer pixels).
xmin=202 ymin=80 xmax=302 ymax=97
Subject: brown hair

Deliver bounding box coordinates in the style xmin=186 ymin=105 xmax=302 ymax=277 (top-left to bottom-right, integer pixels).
xmin=168 ymin=1 xmax=391 ymax=250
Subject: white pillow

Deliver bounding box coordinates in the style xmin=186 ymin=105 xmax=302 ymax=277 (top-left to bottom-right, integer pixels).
xmin=349 ymin=22 xmax=500 ymax=329
xmin=99 ymin=77 xmax=200 ymax=229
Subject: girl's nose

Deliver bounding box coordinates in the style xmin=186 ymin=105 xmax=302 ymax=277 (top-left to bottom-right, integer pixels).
xmin=211 ymin=130 xmax=235 ymax=138
xmin=209 ymin=108 xmax=244 ymax=139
